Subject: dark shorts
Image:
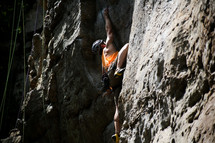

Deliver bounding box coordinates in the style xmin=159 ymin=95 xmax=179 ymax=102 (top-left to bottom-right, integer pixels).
xmin=107 ymin=57 xmax=123 ymax=89
xmin=107 ymin=59 xmax=124 ymax=124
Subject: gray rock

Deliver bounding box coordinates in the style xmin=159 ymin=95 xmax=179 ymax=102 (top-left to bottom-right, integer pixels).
xmin=5 ymin=0 xmax=215 ymax=143
xmin=120 ymin=0 xmax=215 ymax=142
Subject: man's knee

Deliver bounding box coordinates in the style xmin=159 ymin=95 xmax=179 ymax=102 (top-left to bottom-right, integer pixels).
xmin=114 ymin=114 xmax=120 ymax=122
xmin=118 ymin=43 xmax=129 ymax=57
xmin=121 ymin=43 xmax=129 ymax=52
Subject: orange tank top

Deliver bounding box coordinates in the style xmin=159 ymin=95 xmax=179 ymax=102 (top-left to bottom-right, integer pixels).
xmin=102 ymin=51 xmax=118 ymax=72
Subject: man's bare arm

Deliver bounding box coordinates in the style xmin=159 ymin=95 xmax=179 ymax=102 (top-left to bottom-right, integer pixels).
xmin=103 ymin=8 xmax=114 ymax=46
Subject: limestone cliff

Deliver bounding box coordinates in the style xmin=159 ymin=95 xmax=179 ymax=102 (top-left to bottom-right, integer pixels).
xmin=120 ymin=0 xmax=215 ymax=142
xmin=19 ymin=0 xmax=133 ymax=143
xmin=2 ymin=0 xmax=215 ymax=143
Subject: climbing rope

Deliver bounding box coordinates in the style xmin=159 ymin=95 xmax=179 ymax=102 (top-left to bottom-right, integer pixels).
xmin=15 ymin=0 xmax=43 ymax=130
xmin=13 ymin=0 xmax=52 ymax=142
xmin=15 ymin=0 xmax=40 ymax=131
xmin=0 ymin=0 xmax=17 ymax=127
xmin=8 ymin=0 xmax=17 ymax=70
xmin=21 ymin=0 xmax=26 ymax=141
xmin=0 ymin=0 xmax=22 ymax=130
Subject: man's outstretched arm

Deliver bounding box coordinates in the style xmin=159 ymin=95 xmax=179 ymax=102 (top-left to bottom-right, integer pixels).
xmin=103 ymin=8 xmax=114 ymax=46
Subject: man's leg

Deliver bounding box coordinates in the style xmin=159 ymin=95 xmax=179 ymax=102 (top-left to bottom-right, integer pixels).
xmin=113 ymin=104 xmax=120 ymax=143
xmin=114 ymin=103 xmax=121 ymax=134
xmin=117 ymin=43 xmax=129 ymax=69
xmin=112 ymin=87 xmax=121 ymax=143
xmin=113 ymin=44 xmax=129 ymax=131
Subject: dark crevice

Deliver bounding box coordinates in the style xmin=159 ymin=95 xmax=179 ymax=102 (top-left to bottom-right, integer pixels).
xmin=169 ymin=78 xmax=187 ymax=101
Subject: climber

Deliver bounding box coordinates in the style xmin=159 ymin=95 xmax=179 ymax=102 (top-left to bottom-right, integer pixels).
xmin=92 ymin=8 xmax=128 ymax=143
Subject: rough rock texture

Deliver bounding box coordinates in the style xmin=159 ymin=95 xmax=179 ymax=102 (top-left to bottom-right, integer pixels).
xmin=119 ymin=0 xmax=215 ymax=142
xmin=19 ymin=0 xmax=133 ymax=143
xmin=3 ymin=0 xmax=215 ymax=143
xmin=1 ymin=129 xmax=21 ymax=143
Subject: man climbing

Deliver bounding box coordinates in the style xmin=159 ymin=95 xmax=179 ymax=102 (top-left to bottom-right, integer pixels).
xmin=92 ymin=8 xmax=129 ymax=143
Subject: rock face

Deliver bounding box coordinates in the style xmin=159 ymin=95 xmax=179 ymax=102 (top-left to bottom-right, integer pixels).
xmin=21 ymin=0 xmax=133 ymax=143
xmin=119 ymin=0 xmax=215 ymax=143
xmin=4 ymin=0 xmax=215 ymax=143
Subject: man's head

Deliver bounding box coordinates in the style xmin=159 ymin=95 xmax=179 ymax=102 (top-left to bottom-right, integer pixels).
xmin=92 ymin=39 xmax=106 ymax=55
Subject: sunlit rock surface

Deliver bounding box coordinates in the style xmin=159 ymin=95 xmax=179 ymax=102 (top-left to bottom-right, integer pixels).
xmin=120 ymin=0 xmax=215 ymax=142
xmin=2 ymin=0 xmax=215 ymax=143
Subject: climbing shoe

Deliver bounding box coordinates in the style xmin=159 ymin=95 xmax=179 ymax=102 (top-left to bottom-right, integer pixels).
xmin=114 ymin=68 xmax=125 ymax=78
xmin=112 ymin=134 xmax=120 ymax=143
